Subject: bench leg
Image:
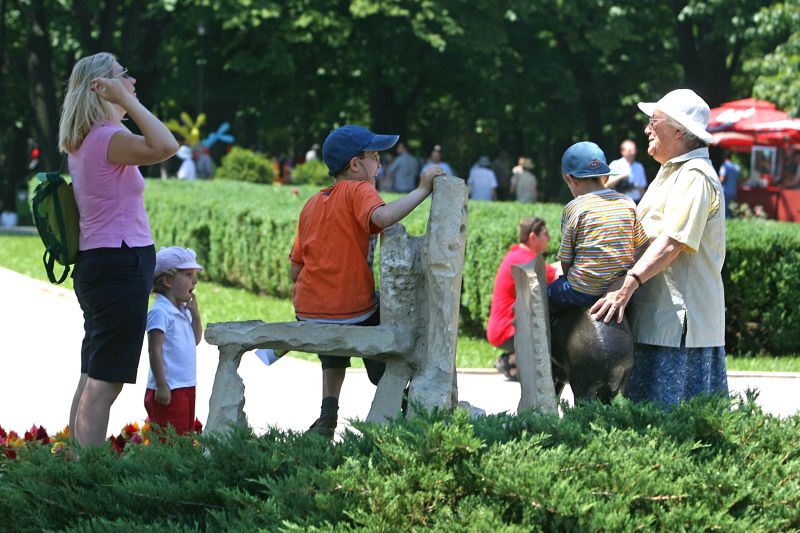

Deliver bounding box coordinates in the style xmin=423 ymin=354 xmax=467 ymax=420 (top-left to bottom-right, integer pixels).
xmin=366 ymin=359 xmax=414 ymax=424
xmin=407 ymin=362 xmax=457 ymax=417
xmin=206 ymin=344 xmax=248 ymax=434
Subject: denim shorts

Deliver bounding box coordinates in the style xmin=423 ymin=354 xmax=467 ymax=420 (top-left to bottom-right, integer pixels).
xmin=73 ymin=243 xmax=155 ymax=383
xmin=547 ymin=275 xmax=602 ymax=311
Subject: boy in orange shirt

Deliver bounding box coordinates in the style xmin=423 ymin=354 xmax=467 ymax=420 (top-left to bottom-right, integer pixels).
xmin=290 ymin=125 xmax=444 ymax=438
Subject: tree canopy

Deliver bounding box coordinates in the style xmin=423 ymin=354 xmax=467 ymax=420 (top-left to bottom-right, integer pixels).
xmin=0 ymin=0 xmax=795 ymax=208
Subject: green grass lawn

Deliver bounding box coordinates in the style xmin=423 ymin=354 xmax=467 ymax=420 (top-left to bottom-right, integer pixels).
xmin=0 ymin=234 xmax=502 ymax=368
xmin=3 ymin=234 xmax=799 ymax=372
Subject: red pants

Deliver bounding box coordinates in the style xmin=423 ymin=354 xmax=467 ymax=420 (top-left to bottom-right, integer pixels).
xmin=144 ymin=386 xmax=196 ymax=435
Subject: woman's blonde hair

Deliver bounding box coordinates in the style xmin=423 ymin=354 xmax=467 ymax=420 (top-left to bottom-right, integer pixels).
xmin=58 ymin=52 xmax=118 ymax=153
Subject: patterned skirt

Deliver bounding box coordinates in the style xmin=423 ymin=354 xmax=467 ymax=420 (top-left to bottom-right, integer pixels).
xmin=625 ymin=343 xmax=729 ymax=405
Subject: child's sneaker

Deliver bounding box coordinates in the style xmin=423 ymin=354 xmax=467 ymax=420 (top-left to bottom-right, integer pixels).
xmin=306 ymin=415 xmax=337 ymax=439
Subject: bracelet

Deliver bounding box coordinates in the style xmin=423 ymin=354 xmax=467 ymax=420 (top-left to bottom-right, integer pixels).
xmin=627 ymin=271 xmax=643 ymax=287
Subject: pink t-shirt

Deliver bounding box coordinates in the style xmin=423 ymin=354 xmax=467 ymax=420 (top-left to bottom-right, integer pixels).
xmin=69 ymin=121 xmax=153 ymax=250
xmin=486 ymin=244 xmax=556 ymax=347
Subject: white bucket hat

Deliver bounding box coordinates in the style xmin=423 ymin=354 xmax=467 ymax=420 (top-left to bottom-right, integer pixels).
xmin=638 ymin=89 xmax=714 ymax=144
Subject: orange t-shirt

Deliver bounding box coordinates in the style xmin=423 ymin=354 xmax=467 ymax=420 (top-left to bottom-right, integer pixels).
xmin=290 ymin=180 xmax=385 ymax=319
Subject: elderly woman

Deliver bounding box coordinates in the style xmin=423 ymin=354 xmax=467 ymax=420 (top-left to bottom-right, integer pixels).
xmin=591 ymin=89 xmax=727 ymax=404
xmin=59 ymin=52 xmax=178 ymax=446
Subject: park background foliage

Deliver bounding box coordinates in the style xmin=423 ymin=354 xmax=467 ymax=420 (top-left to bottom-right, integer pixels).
xmin=3 ymin=0 xmax=800 ymax=212
xmin=1 ymin=395 xmax=798 ymax=531
xmin=145 ymin=179 xmax=800 ymax=356
xmin=213 ymin=146 xmax=275 ymax=184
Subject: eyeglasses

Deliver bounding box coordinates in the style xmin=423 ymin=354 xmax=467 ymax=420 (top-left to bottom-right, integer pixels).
xmin=358 ymin=153 xmax=381 ymax=163
xmin=112 ymin=68 xmax=131 ymax=80
xmin=647 ymin=117 xmax=668 ymax=129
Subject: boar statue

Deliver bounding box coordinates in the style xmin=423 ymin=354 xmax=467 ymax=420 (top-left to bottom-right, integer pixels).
xmin=550 ymin=307 xmax=634 ymax=404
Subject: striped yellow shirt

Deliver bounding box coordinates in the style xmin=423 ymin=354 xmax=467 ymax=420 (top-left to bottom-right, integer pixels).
xmin=558 ymin=188 xmax=648 ymax=296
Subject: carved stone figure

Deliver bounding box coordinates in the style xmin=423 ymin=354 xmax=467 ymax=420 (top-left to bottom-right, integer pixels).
xmin=550 ymin=307 xmax=634 ymax=403
xmin=512 ymin=257 xmax=634 ymax=408
xmin=203 ymin=175 xmax=468 ymax=433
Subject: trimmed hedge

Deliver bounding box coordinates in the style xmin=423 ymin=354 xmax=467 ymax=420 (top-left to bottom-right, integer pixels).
xmin=215 ymin=146 xmax=275 ymax=184
xmin=1 ymin=397 xmax=799 ymax=531
xmin=144 ymin=179 xmax=799 ymax=355
xmin=724 ymin=220 xmax=800 ymax=354
xmin=291 ymin=159 xmax=331 ymax=186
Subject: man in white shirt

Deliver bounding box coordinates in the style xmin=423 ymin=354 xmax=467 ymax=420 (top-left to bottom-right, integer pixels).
xmin=607 ymin=139 xmax=647 ymax=202
xmin=176 ymin=145 xmax=197 ymax=180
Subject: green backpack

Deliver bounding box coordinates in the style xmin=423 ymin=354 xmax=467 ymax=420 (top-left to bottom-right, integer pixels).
xmin=30 ymin=172 xmax=80 ymax=284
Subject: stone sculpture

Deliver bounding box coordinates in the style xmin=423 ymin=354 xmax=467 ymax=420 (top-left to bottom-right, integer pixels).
xmin=550 ymin=307 xmax=634 ymax=403
xmin=512 ymin=257 xmax=634 ymax=408
xmin=203 ymin=175 xmax=469 ymax=433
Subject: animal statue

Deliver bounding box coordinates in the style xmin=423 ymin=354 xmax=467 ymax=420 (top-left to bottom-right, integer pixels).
xmin=550 ymin=307 xmax=634 ymax=403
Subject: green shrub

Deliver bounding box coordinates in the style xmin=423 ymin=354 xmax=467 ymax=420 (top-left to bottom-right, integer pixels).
xmin=291 ymin=159 xmax=331 ymax=186
xmin=1 ymin=397 xmax=799 ymax=531
xmin=723 ymin=219 xmax=800 ymax=355
xmin=215 ymin=147 xmax=275 ymax=184
xmin=143 ymin=179 xmax=799 ymax=355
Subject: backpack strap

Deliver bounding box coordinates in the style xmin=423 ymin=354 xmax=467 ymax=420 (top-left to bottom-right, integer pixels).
xmin=48 ymin=174 xmax=71 ymax=265
xmin=42 ymin=249 xmax=70 ymax=284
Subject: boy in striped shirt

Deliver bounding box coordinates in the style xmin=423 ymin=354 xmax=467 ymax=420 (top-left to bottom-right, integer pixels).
xmin=548 ymin=141 xmax=648 ymax=312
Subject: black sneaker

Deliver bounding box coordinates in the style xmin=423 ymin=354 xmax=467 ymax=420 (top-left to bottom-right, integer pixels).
xmin=494 ymin=352 xmax=518 ymax=382
xmin=306 ymin=415 xmax=337 ymax=439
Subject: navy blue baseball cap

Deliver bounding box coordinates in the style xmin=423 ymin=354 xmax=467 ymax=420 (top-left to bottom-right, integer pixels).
xmin=322 ymin=125 xmax=399 ymax=176
xmin=561 ymin=141 xmax=613 ymax=178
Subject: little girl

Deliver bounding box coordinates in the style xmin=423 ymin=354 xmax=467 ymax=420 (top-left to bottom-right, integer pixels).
xmin=144 ymin=246 xmax=203 ymax=434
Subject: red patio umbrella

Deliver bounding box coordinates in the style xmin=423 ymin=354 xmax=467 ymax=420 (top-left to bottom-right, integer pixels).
xmin=752 ymin=118 xmax=800 ymax=133
xmin=711 ymin=131 xmax=756 ymax=153
xmin=708 ymin=98 xmax=790 ymax=133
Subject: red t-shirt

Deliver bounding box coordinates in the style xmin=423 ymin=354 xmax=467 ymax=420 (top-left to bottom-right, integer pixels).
xmin=290 ymin=180 xmax=384 ymax=319
xmin=486 ymin=244 xmax=556 ymax=347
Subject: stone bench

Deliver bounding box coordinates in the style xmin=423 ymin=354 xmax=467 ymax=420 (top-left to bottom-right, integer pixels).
xmin=203 ymin=176 xmax=469 ymax=433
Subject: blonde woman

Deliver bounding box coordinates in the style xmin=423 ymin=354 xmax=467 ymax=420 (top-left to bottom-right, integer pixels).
xmin=59 ymin=52 xmax=178 ymax=447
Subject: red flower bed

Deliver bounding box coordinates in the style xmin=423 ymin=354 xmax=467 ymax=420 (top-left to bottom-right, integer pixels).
xmin=0 ymin=418 xmax=203 ymax=460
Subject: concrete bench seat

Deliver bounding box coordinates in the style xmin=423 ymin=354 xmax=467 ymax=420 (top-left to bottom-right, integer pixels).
xmin=203 ymin=176 xmax=469 ymax=433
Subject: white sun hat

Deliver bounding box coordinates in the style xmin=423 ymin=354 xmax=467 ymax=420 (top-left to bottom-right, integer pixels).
xmin=154 ymin=246 xmax=204 ymax=275
xmin=638 ymin=89 xmax=714 ymax=144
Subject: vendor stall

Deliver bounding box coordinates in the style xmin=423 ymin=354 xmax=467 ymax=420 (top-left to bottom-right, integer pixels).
xmin=709 ymin=99 xmax=800 ymax=222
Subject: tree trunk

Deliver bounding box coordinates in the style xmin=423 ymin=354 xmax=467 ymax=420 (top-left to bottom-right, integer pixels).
xmin=0 ymin=0 xmax=7 ymax=104
xmin=668 ymin=0 xmax=732 ymax=107
xmin=22 ymin=0 xmax=59 ymax=169
xmin=369 ymin=82 xmax=408 ymax=141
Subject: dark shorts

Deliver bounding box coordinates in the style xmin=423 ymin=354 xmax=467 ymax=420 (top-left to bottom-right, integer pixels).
xmin=315 ymin=311 xmax=385 ymax=386
xmin=497 ymin=336 xmax=515 ymax=352
xmin=73 ymin=243 xmax=156 ymax=383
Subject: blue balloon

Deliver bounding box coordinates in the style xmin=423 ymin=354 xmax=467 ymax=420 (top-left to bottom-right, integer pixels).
xmin=203 ymin=122 xmax=235 ymax=148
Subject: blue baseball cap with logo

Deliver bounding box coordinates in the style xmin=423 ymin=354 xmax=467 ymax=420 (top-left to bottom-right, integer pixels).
xmin=561 ymin=141 xmax=613 ymax=178
xmin=322 ymin=125 xmax=399 ymax=176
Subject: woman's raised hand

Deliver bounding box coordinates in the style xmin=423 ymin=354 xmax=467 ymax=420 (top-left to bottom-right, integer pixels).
xmin=89 ymin=77 xmax=135 ymax=106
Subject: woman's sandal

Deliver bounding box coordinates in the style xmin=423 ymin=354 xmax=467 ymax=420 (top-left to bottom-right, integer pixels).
xmin=494 ymin=352 xmax=519 ymax=382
